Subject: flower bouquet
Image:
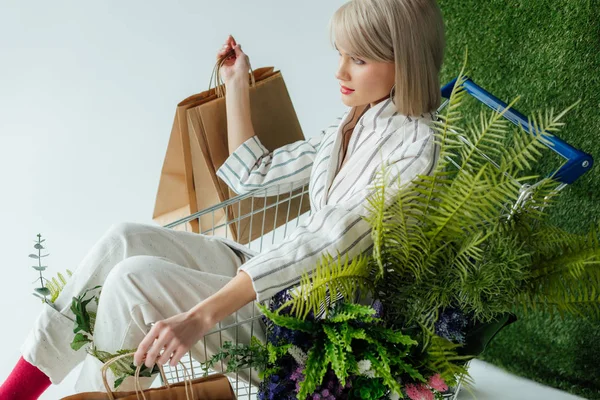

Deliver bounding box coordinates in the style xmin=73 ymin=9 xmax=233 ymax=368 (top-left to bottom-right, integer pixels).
xmin=201 ymin=52 xmax=599 ymax=399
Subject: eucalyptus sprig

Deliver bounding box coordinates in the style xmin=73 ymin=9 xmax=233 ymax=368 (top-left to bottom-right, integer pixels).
xmin=29 ymin=233 xmax=73 ymax=304
xmin=29 ymin=233 xmax=52 ymax=302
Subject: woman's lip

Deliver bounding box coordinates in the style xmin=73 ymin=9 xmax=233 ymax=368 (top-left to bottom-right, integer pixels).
xmin=340 ymin=85 xmax=354 ymax=91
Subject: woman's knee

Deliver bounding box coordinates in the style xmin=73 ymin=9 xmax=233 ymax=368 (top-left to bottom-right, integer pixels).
xmin=104 ymin=255 xmax=165 ymax=286
xmin=94 ymin=256 xmax=166 ymax=337
xmin=104 ymin=221 xmax=152 ymax=239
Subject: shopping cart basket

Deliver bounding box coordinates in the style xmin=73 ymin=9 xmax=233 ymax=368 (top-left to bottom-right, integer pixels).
xmin=157 ymin=77 xmax=594 ymax=399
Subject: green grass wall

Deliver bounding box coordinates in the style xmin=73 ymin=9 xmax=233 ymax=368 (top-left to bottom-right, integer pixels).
xmin=436 ymin=1 xmax=599 ymax=398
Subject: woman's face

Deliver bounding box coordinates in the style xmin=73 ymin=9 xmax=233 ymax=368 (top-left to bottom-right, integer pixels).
xmin=334 ymin=43 xmax=396 ymax=109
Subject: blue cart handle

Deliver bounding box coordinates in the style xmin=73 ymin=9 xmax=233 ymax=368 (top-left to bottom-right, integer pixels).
xmin=441 ymin=77 xmax=593 ymax=184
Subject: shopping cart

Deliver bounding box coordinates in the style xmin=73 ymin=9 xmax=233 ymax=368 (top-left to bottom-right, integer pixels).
xmin=157 ymin=77 xmax=593 ymax=399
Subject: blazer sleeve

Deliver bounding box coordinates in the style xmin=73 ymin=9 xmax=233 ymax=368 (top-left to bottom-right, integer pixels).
xmin=239 ymin=123 xmax=438 ymax=302
xmin=216 ymin=111 xmax=349 ymax=197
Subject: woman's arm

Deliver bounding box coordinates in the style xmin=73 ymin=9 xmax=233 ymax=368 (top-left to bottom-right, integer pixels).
xmin=191 ymin=270 xmax=256 ymax=325
xmin=226 ymin=77 xmax=256 ymax=155
xmin=134 ymin=271 xmax=256 ymax=368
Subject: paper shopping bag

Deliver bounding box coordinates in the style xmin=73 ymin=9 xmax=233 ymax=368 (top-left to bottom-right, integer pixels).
xmin=60 ymin=352 xmax=236 ymax=400
xmin=153 ymin=55 xmax=311 ymax=243
xmin=61 ymin=352 xmax=235 ymax=400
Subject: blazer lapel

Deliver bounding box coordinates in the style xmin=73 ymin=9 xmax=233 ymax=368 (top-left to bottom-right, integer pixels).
xmin=319 ymin=104 xmax=370 ymax=207
xmin=325 ymin=99 xmax=406 ymax=205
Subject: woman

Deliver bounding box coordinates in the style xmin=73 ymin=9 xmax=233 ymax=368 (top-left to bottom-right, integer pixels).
xmin=0 ymin=0 xmax=445 ymax=397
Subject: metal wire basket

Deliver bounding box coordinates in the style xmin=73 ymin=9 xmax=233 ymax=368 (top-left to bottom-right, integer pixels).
xmin=156 ymin=77 xmax=592 ymax=399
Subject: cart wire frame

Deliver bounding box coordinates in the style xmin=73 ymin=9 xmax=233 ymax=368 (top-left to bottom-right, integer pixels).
xmin=156 ymin=77 xmax=592 ymax=399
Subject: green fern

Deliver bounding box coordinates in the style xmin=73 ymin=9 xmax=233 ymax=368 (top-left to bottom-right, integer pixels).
xmin=262 ymin=300 xmax=441 ymax=398
xmin=362 ymin=50 xmax=596 ymax=332
xmin=425 ymin=335 xmax=473 ymax=388
xmin=298 ymin=337 xmax=329 ymax=398
xmin=47 ymin=269 xmax=73 ymax=303
xmin=281 ymin=251 xmax=375 ymax=320
xmin=323 ymin=324 xmax=350 ymax=383
xmin=257 ymin=303 xmax=317 ymax=333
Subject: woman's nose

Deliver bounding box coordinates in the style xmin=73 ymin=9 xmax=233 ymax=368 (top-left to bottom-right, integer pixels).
xmin=335 ymin=66 xmax=348 ymax=81
xmin=335 ymin=58 xmax=350 ymax=81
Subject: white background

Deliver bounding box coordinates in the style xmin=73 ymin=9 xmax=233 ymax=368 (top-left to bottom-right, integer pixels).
xmin=0 ymin=1 xmax=346 ymax=398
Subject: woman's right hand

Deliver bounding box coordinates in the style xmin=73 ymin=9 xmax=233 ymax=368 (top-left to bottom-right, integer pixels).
xmin=216 ymin=34 xmax=251 ymax=87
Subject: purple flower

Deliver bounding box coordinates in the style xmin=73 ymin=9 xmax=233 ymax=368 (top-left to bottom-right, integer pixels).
xmin=372 ymin=299 xmax=384 ymax=319
xmin=434 ymin=307 xmax=468 ymax=344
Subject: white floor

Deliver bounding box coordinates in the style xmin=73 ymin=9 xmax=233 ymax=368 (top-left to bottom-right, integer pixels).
xmin=457 ymin=359 xmax=589 ymax=400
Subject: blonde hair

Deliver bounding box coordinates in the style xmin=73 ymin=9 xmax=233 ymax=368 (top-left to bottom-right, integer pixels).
xmin=329 ymin=0 xmax=445 ymax=117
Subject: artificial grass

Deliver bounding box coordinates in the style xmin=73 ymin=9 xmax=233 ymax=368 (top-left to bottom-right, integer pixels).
xmin=437 ymin=0 xmax=600 ymax=398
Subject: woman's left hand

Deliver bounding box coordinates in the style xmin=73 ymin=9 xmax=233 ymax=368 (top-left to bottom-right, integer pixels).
xmin=134 ymin=309 xmax=213 ymax=368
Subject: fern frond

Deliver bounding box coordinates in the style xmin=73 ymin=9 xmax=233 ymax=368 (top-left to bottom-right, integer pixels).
xmin=520 ymin=273 xmax=600 ymax=319
xmin=328 ymin=302 xmax=377 ymax=323
xmin=423 ymin=50 xmax=470 ymax=213
xmin=363 ymin=160 xmax=395 ymax=279
xmin=284 ymin=251 xmax=374 ymax=320
xmin=369 ymin=325 xmax=419 ymax=347
xmin=297 ymin=337 xmax=329 ymax=399
xmin=256 ymin=303 xmax=317 ymax=333
xmin=323 ymin=325 xmax=349 ymax=383
xmin=499 ymin=99 xmax=580 ymax=175
xmin=47 ymin=269 xmax=73 ymax=303
xmin=447 ymin=230 xmax=491 ymax=283
xmin=426 ymin=335 xmax=473 ymax=387
xmin=459 ymin=97 xmax=520 ymax=174
xmin=364 ymin=164 xmax=430 ymax=280
xmin=529 ymin=223 xmax=600 ymax=280
xmin=364 ymin=351 xmax=404 ymax=396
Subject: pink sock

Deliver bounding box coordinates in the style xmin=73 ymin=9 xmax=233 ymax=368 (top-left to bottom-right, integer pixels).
xmin=0 ymin=356 xmax=51 ymax=400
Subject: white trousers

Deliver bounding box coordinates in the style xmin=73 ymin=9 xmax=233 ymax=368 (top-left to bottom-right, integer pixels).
xmin=20 ymin=222 xmax=265 ymax=393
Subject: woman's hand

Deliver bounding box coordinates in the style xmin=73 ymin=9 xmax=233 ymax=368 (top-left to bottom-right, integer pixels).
xmin=134 ymin=309 xmax=214 ymax=368
xmin=216 ymin=34 xmax=251 ymax=87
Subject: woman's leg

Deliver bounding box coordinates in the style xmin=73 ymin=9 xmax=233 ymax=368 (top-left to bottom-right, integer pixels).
xmin=18 ymin=221 xmax=254 ymax=387
xmin=73 ymin=255 xmax=265 ymax=393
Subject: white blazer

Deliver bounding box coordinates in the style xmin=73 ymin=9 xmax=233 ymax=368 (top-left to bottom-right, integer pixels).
xmin=216 ymin=98 xmax=440 ymax=302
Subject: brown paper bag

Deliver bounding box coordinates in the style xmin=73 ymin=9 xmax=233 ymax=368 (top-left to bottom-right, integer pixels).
xmin=153 ymin=56 xmax=311 ymax=243
xmin=61 ymin=352 xmax=236 ymax=400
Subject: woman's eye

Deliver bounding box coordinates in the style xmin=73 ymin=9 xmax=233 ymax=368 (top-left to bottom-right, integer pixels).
xmin=337 ymin=52 xmax=365 ymax=65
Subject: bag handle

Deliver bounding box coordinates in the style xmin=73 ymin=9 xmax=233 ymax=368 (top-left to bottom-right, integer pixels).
xmin=101 ymin=352 xmax=195 ymax=400
xmin=209 ymin=48 xmax=257 ymax=98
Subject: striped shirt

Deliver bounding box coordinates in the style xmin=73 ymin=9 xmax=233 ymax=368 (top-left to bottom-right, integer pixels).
xmin=216 ymin=98 xmax=440 ymax=302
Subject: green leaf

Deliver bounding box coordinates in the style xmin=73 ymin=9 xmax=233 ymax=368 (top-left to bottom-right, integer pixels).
xmin=34 ymin=287 xmax=51 ymax=296
xmin=297 ymin=338 xmax=329 ymax=399
xmin=70 ymin=287 xmax=101 ymax=335
xmin=113 ymin=375 xmax=126 ymax=389
xmin=32 ymin=292 xmax=47 ymax=302
xmin=257 ymin=303 xmax=316 ymax=333
xmin=284 ymin=251 xmax=374 ymax=320
xmin=70 ymin=333 xmax=92 ymax=351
